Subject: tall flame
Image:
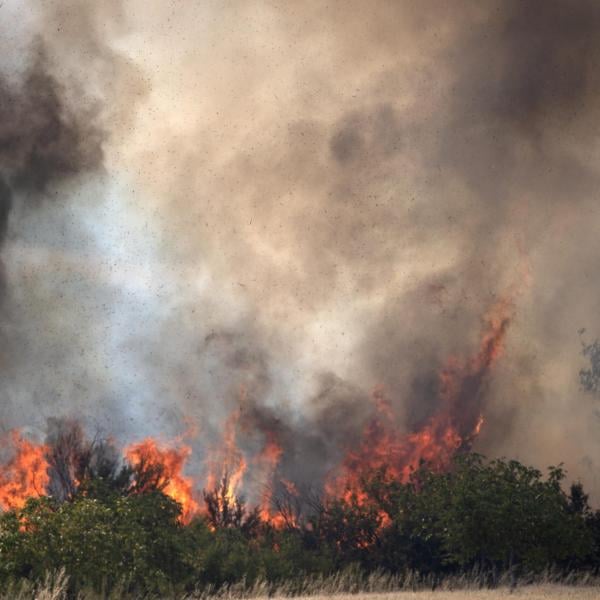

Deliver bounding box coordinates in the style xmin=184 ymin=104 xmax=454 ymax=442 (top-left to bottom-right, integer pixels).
xmin=204 ymin=406 xmax=287 ymax=526
xmin=204 ymin=409 xmax=247 ymax=504
xmin=256 ymin=432 xmax=284 ymax=524
xmin=125 ymin=438 xmax=200 ymax=523
xmin=0 ymin=298 xmax=514 ymax=529
xmin=326 ymin=297 xmax=513 ymax=502
xmin=0 ymin=431 xmax=49 ymax=511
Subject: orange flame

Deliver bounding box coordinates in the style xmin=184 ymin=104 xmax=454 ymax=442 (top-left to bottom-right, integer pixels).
xmin=0 ymin=431 xmax=49 ymax=511
xmin=256 ymin=432 xmax=284 ymax=524
xmin=204 ymin=409 xmax=247 ymax=504
xmin=125 ymin=438 xmax=200 ymax=523
xmin=326 ymin=297 xmax=513 ymax=505
xmin=204 ymin=406 xmax=288 ymax=527
xmin=0 ymin=297 xmax=514 ymax=531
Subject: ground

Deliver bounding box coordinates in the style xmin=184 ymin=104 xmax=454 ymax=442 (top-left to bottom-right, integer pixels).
xmin=278 ymin=589 xmax=599 ymax=600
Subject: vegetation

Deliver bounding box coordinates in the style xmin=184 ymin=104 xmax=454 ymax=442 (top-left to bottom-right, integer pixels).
xmin=0 ymin=451 xmax=599 ymax=598
xmin=2 ymin=569 xmax=600 ymax=600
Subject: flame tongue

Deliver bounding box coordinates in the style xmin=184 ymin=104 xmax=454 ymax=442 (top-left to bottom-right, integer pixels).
xmin=205 ymin=409 xmax=248 ymax=504
xmin=205 ymin=406 xmax=286 ymax=526
xmin=125 ymin=438 xmax=200 ymax=523
xmin=0 ymin=431 xmax=49 ymax=511
xmin=326 ymin=297 xmax=513 ymax=501
xmin=256 ymin=432 xmax=284 ymax=523
xmin=0 ymin=299 xmax=513 ymax=526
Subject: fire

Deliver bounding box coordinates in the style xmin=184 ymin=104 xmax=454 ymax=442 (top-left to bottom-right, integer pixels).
xmin=256 ymin=433 xmax=284 ymax=524
xmin=0 ymin=431 xmax=49 ymax=511
xmin=0 ymin=298 xmax=514 ymax=531
xmin=204 ymin=406 xmax=289 ymax=527
xmin=125 ymin=438 xmax=200 ymax=523
xmin=204 ymin=409 xmax=247 ymax=504
xmin=326 ymin=297 xmax=513 ymax=504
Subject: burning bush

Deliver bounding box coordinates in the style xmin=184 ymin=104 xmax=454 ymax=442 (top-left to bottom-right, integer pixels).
xmin=0 ymin=448 xmax=597 ymax=596
xmin=0 ymin=330 xmax=596 ymax=594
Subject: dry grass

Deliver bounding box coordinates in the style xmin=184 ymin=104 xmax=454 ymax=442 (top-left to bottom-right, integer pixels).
xmin=184 ymin=570 xmax=600 ymax=600
xmin=280 ymin=589 xmax=600 ymax=600
xmin=2 ymin=571 xmax=599 ymax=600
xmin=6 ymin=586 xmax=600 ymax=600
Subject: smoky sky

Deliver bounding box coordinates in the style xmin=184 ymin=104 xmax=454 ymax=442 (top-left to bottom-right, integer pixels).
xmin=2 ymin=1 xmax=600 ymax=498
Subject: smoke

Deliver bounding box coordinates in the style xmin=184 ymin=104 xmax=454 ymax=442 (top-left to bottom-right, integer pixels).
xmin=0 ymin=0 xmax=147 ymax=437
xmin=0 ymin=42 xmax=106 ymax=428
xmin=3 ymin=1 xmax=600 ymax=497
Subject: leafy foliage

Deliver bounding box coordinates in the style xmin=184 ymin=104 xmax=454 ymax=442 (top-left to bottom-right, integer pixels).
xmin=0 ymin=492 xmax=184 ymax=594
xmin=0 ymin=452 xmax=599 ymax=595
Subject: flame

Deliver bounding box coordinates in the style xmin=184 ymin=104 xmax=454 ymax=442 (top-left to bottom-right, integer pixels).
xmin=256 ymin=432 xmax=284 ymax=524
xmin=125 ymin=438 xmax=200 ymax=523
xmin=0 ymin=431 xmax=49 ymax=511
xmin=205 ymin=406 xmax=288 ymax=527
xmin=326 ymin=297 xmax=513 ymax=505
xmin=204 ymin=409 xmax=247 ymax=504
xmin=0 ymin=298 xmax=514 ymax=532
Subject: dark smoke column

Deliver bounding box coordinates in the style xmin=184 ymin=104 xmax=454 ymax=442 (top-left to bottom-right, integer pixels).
xmin=0 ymin=46 xmax=105 ymax=290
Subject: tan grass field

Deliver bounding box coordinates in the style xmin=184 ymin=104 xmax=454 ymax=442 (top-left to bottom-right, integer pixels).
xmin=272 ymin=590 xmax=598 ymax=600
xmin=7 ymin=585 xmax=600 ymax=599
xmin=7 ymin=574 xmax=599 ymax=600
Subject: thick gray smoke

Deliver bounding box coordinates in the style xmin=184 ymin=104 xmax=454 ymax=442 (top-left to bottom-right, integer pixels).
xmin=0 ymin=0 xmax=147 ymax=439
xmin=0 ymin=46 xmax=104 ymax=265
xmin=3 ymin=1 xmax=600 ymax=499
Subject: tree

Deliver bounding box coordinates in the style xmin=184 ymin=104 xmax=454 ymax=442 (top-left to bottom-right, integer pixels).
xmin=45 ymin=418 xmax=132 ymax=502
xmin=203 ymin=475 xmax=260 ymax=535
xmin=1 ymin=492 xmax=186 ymax=595
xmin=366 ymin=468 xmax=447 ymax=574
xmin=423 ymin=455 xmax=591 ymax=572
xmin=308 ymin=492 xmax=385 ymax=571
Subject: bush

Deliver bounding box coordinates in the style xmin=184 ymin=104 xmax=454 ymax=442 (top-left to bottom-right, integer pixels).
xmin=0 ymin=452 xmax=598 ymax=595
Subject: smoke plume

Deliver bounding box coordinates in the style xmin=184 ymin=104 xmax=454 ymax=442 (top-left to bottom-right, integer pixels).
xmin=2 ymin=1 xmax=600 ymax=500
